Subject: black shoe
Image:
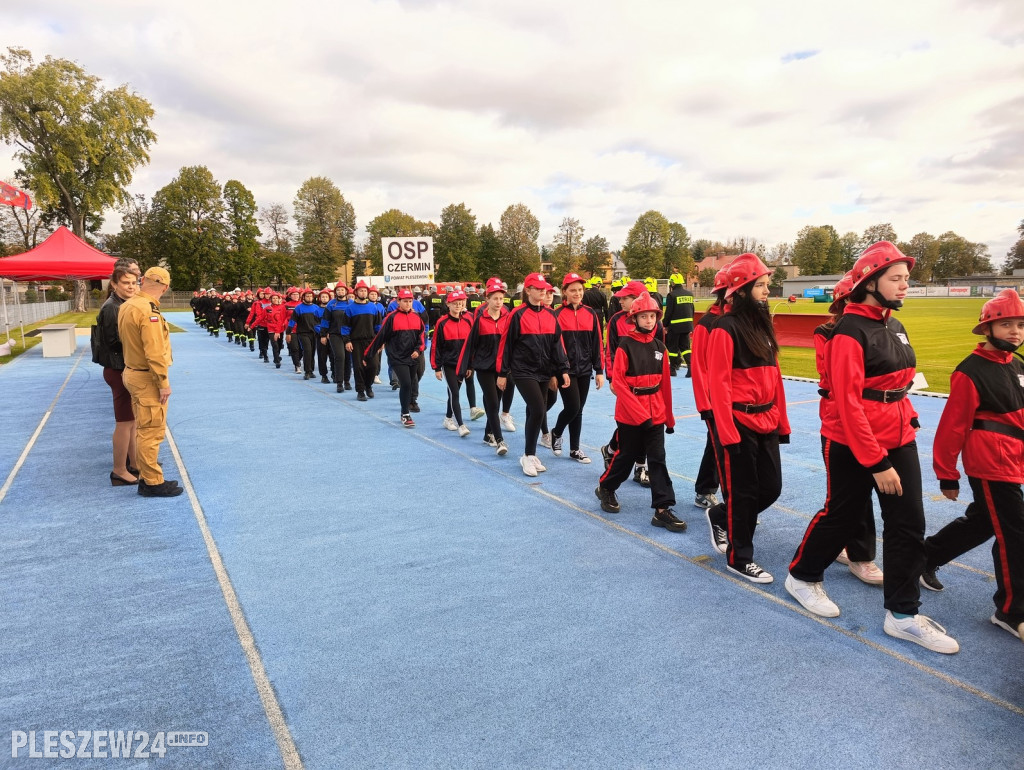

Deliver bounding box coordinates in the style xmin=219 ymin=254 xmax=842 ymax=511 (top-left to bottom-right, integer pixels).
xmin=110 ymin=471 xmax=138 ymax=487
xmin=600 ymin=444 xmax=613 ymax=470
xmin=303 ymin=373 xmax=313 ymax=380
xmin=595 ymin=485 xmax=620 ymax=513
xmin=249 ymin=341 xmax=255 ymax=351
xmin=138 ymin=480 xmax=184 ymax=497
xmin=652 ymin=508 xmax=687 ymax=532
xmin=321 ymin=375 xmax=330 ymax=384
xmin=366 ymin=387 xmax=374 ymax=398
xmin=684 ymin=370 xmax=692 ymax=378
xmin=920 ymin=566 xmax=944 ymax=592
xmin=670 ymin=367 xmax=678 ymax=377
xmin=357 ymin=392 xmax=367 ymax=402
xmin=392 ymin=383 xmax=399 ymax=390
xmin=337 ymin=383 xmax=344 ymax=393
xmin=633 ymin=465 xmax=651 ymax=487
xmin=344 ymin=382 xmax=353 ymax=391
xmin=410 ymin=401 xmax=420 ymax=413
xmin=275 ymin=362 xmax=281 ymax=369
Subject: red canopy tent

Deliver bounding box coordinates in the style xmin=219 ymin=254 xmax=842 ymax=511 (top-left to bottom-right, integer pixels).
xmin=0 ymin=226 xmax=118 ymax=280
xmin=0 ymin=226 xmax=118 ymax=353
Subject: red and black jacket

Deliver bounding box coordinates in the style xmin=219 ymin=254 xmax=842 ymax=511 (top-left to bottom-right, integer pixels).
xmin=497 ymin=301 xmax=569 ymax=382
xmin=933 ymin=344 xmax=1024 ymax=487
xmin=605 ymin=309 xmax=664 ymax=374
xmin=367 ymin=308 xmax=426 ymax=367
xmin=691 ymin=305 xmax=724 ymax=416
xmin=431 ymin=312 xmax=473 ymax=370
xmin=457 ymin=305 xmax=509 ymax=377
xmin=612 ymin=328 xmax=674 ymax=429
xmin=555 ymin=302 xmax=603 ymax=378
xmin=264 ymin=304 xmax=291 ymax=335
xmin=707 ymin=312 xmax=790 ymax=447
xmin=822 ymin=303 xmax=918 ymax=471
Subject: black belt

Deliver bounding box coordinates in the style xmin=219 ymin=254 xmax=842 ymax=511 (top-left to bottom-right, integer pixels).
xmin=631 ymin=385 xmax=661 ymax=396
xmin=973 ymin=419 xmax=1024 ymax=442
xmin=732 ymin=401 xmax=774 ymax=414
xmin=125 ymin=367 xmax=150 ymax=372
xmin=818 ymin=388 xmax=830 ymax=398
xmin=862 ymin=386 xmax=910 ymax=403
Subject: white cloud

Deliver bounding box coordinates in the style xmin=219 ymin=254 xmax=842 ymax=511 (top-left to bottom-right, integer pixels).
xmin=2 ymin=0 xmax=1021 ymax=261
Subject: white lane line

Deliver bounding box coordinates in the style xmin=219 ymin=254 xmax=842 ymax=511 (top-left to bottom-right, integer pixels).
xmin=166 ymin=429 xmax=303 ymax=770
xmin=0 ymin=350 xmax=84 ymax=507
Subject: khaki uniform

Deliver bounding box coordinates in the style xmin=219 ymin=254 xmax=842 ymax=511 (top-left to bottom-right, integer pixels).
xmin=118 ymin=291 xmax=173 ymax=485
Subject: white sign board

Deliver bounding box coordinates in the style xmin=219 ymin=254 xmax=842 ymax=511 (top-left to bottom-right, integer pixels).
xmin=382 ymin=237 xmax=435 ymax=286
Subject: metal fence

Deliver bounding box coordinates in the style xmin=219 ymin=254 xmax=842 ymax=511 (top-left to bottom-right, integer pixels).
xmin=0 ymin=299 xmax=73 ymax=329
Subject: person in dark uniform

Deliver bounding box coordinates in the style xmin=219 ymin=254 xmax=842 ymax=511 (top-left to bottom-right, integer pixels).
xmin=314 ymin=287 xmax=334 ymax=383
xmin=287 ymin=288 xmax=323 ymax=380
xmin=582 ymin=277 xmax=609 ymax=329
xmin=283 ymin=287 xmax=303 ymax=372
xmin=366 ymin=288 xmax=426 ymax=428
xmin=324 ymin=284 xmax=351 ymax=392
xmin=342 ymin=280 xmax=383 ymax=401
xmin=247 ymin=287 xmax=272 ymax=361
xmin=644 ymin=277 xmax=664 ymax=312
xmin=663 ymin=273 xmax=694 ymax=376
xmin=924 ymin=289 xmax=1024 ymax=642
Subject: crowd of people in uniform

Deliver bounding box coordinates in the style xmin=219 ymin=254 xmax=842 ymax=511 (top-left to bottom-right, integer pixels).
xmin=186 ymin=244 xmax=1024 ymax=656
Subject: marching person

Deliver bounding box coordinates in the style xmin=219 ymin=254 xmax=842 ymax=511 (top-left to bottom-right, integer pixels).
xmin=283 ymin=287 xmax=304 ymax=372
xmin=366 ymin=288 xmax=426 ymax=428
xmin=497 ymin=273 xmax=570 ymax=476
xmin=93 ymin=261 xmax=140 ymax=486
xmin=117 ymin=267 xmax=183 ymax=498
xmin=786 ymin=242 xmax=959 ymax=654
xmin=264 ymin=291 xmax=290 ymax=368
xmin=325 ymin=284 xmax=352 ymax=392
xmin=923 ymin=289 xmax=1024 ymax=642
xmin=246 ymin=287 xmax=272 ymax=362
xmin=315 ymin=287 xmax=334 ymax=384
xmin=458 ymin=278 xmax=511 ymax=455
xmin=551 ymin=272 xmax=604 ymax=463
xmin=596 ymin=291 xmax=685 ymax=532
xmin=341 ymin=280 xmax=383 ymax=401
xmin=664 ymin=273 xmax=694 ymax=376
xmin=432 ymin=289 xmax=474 ymax=437
xmin=705 ymin=253 xmax=789 ymax=583
xmin=287 ymin=288 xmax=322 ymax=380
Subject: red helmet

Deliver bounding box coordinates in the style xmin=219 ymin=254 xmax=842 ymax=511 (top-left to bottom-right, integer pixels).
xmin=724 ymin=253 xmax=771 ymax=297
xmin=353 ymin=280 xmax=371 ymax=292
xmin=851 ymin=241 xmax=914 ymax=291
xmin=828 ymin=270 xmax=856 ymax=314
xmin=286 ymin=286 xmax=300 ymax=297
xmin=712 ymin=267 xmax=731 ymax=293
xmin=973 ymin=289 xmax=1024 ymax=334
xmin=628 ymin=291 xmax=663 ymax=321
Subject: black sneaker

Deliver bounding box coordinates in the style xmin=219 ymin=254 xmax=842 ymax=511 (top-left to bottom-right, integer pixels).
xmin=551 ymin=434 xmax=563 ymax=456
xmin=303 ymin=373 xmax=313 ymax=380
xmin=410 ymin=401 xmax=420 ymax=413
xmin=600 ymin=444 xmax=613 ymax=470
xmin=633 ymin=465 xmax=650 ymax=487
xmin=706 ymin=509 xmax=728 ymax=555
xmin=366 ymin=387 xmax=374 ymax=399
xmin=595 ymin=486 xmax=620 ymax=513
xmin=670 ymin=367 xmax=678 ymax=377
xmin=344 ymin=382 xmax=353 ymax=391
xmin=652 ymin=508 xmax=687 ymax=532
xmin=321 ymin=375 xmax=330 ymax=384
xmin=138 ymin=480 xmax=184 ymax=498
xmin=727 ymin=561 xmax=774 ymax=584
xmin=990 ymin=610 xmax=1023 ymax=639
xmin=920 ymin=567 xmax=944 ymax=592
xmin=392 ymin=383 xmax=399 ymax=390
xmin=336 ymin=383 xmax=344 ymax=393
xmin=401 ymin=414 xmax=415 ymax=429
xmin=357 ymin=392 xmax=367 ymax=402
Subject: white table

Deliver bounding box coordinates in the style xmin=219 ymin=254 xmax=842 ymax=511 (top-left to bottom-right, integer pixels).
xmin=38 ymin=324 xmax=78 ymax=357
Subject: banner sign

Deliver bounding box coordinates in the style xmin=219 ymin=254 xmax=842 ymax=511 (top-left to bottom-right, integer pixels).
xmin=382 ymin=237 xmax=435 ymax=286
xmin=948 ymin=286 xmax=970 ymax=296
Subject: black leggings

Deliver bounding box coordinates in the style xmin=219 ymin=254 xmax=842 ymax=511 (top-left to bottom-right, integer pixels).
xmin=476 ymin=369 xmax=503 ymax=442
xmin=393 ymin=361 xmax=417 ymax=414
xmin=502 ymin=373 xmax=516 ymax=412
xmin=553 ymin=375 xmax=592 ymax=451
xmin=297 ymin=332 xmax=316 ymax=375
xmin=515 ymin=377 xmax=550 ymax=456
xmin=443 ymin=365 xmax=466 ymax=425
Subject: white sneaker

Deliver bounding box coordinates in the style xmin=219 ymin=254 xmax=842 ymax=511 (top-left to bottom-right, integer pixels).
xmin=539 ymin=432 xmax=552 ymax=449
xmin=496 ymin=440 xmax=509 ymax=456
xmin=374 ymin=375 xmax=383 ymax=385
xmin=883 ymin=611 xmax=960 ymax=654
xmin=835 ymin=548 xmax=851 ymax=566
xmin=551 ymin=434 xmax=563 ymax=456
xmin=569 ymin=449 xmax=591 ymax=464
xmin=520 ymin=455 xmax=538 ymax=477
xmin=442 ymin=417 xmax=458 ymax=431
xmin=785 ymin=574 xmax=840 ymax=618
xmin=848 ymin=561 xmax=884 ymax=586
xmin=483 ymin=434 xmax=498 ymax=447
xmin=501 ymin=413 xmax=516 ymax=432
xmin=531 ymin=455 xmax=547 ymax=473
xmin=458 ymin=424 xmax=470 ymax=437
xmin=470 ymin=406 xmax=486 ymax=421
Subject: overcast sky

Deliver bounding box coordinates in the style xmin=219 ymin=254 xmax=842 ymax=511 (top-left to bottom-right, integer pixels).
xmin=3 ymin=0 xmax=1022 ymax=263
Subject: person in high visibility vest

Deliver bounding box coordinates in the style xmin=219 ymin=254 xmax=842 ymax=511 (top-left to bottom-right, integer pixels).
xmin=663 ymin=273 xmax=694 ymax=376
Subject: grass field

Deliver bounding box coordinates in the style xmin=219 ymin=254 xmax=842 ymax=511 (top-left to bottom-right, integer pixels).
xmin=694 ymin=298 xmax=989 ymax=394
xmin=0 ymin=309 xmax=185 ymax=365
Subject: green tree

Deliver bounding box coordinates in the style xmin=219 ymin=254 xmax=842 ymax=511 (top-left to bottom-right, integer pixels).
xmin=664 ymin=222 xmax=693 ymax=277
xmin=293 ymin=177 xmax=356 ymax=287
xmin=150 ymin=166 xmax=228 ymax=290
xmin=1004 ymin=219 xmax=1024 ymax=274
xmin=836 ymin=231 xmax=860 ymax=272
xmin=258 ymin=203 xmax=297 ymax=287
xmin=621 ymin=210 xmax=670 ymax=278
xmin=933 ymin=231 xmax=992 ymax=279
xmin=900 ymin=232 xmax=940 ymax=283
xmin=476 ymin=223 xmax=502 ymax=281
xmin=1 ymin=179 xmax=49 ymax=252
xmin=364 ymin=209 xmax=432 ymax=275
xmin=549 ymin=217 xmax=585 ymax=278
xmin=770 ymin=265 xmax=788 ymax=288
xmin=580 ymin=235 xmax=610 ymax=278
xmin=792 ymin=225 xmax=844 ymax=275
xmin=698 ymin=267 xmax=717 ymax=287
xmin=496 ymin=203 xmax=541 ymax=287
xmin=860 ymin=223 xmax=899 ymax=249
xmin=0 ymin=48 xmax=155 ymax=310
xmin=112 ymin=193 xmax=155 ymax=269
xmin=222 ymin=180 xmax=261 ymax=289
xmin=435 ymin=203 xmax=479 ymax=281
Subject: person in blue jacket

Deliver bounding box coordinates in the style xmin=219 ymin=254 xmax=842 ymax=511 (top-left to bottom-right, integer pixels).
xmin=342 ymin=281 xmax=383 ymax=401
xmin=286 ymin=288 xmax=323 ymax=380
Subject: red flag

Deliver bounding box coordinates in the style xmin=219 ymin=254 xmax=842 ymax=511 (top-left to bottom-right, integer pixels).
xmin=0 ymin=181 xmax=32 ymax=210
